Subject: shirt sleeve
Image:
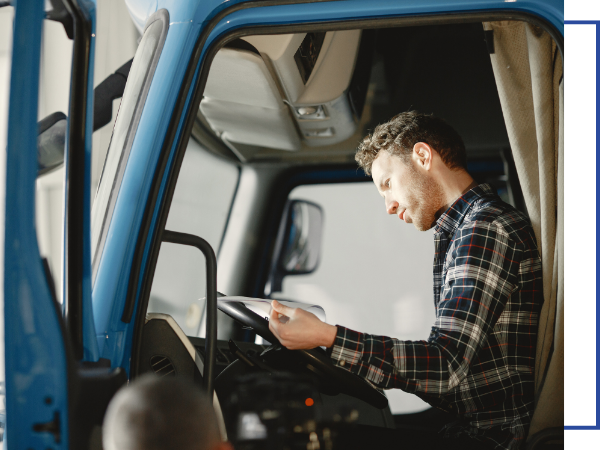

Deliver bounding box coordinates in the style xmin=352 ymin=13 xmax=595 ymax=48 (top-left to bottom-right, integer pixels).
xmin=328 ymin=220 xmax=521 ymax=396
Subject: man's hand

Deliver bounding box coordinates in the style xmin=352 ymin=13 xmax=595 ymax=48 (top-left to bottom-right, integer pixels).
xmin=268 ymin=300 xmax=337 ymax=350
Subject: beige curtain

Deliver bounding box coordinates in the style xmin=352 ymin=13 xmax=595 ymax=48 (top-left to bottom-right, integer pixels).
xmin=482 ymin=21 xmax=563 ymax=437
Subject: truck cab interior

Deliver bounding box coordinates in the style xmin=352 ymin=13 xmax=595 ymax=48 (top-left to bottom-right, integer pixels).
xmin=121 ymin=15 xmax=562 ymax=450
xmin=5 ymin=1 xmax=563 ymax=448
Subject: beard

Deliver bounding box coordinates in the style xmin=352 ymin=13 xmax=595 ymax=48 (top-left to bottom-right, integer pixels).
xmin=404 ymin=164 xmax=445 ymax=231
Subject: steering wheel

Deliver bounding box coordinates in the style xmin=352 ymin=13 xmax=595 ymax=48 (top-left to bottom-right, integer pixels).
xmin=217 ymin=301 xmax=388 ymax=410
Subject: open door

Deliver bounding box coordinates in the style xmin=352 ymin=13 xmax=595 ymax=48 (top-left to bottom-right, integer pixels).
xmin=4 ymin=1 xmax=124 ymax=448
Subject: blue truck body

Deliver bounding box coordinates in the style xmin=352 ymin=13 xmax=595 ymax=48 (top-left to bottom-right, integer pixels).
xmin=4 ymin=0 xmax=564 ymax=447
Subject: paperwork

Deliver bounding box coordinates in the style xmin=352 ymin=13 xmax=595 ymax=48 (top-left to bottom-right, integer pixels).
xmin=217 ymin=296 xmax=326 ymax=322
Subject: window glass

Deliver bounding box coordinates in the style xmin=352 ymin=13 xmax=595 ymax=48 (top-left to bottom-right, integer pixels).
xmin=91 ymin=19 xmax=164 ymax=277
xmin=148 ymin=139 xmax=239 ymax=336
xmin=278 ymin=182 xmax=435 ymax=415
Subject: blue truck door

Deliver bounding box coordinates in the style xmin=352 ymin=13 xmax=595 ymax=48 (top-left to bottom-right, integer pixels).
xmin=4 ymin=0 xmax=101 ymax=448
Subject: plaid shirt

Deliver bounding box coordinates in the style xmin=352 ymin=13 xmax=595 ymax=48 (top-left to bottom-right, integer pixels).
xmin=329 ymin=184 xmax=542 ymax=450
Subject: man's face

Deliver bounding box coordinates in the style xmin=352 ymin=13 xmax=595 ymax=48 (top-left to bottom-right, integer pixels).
xmin=371 ymin=150 xmax=443 ymax=231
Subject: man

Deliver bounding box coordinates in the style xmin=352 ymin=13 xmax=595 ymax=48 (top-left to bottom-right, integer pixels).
xmin=269 ymin=111 xmax=542 ymax=450
xmin=103 ymin=374 xmax=232 ymax=450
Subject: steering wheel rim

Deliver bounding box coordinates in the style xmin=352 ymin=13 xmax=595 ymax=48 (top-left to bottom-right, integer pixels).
xmin=217 ymin=301 xmax=388 ymax=409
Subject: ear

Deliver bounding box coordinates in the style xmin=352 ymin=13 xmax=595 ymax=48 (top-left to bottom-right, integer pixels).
xmin=412 ymin=142 xmax=434 ymax=171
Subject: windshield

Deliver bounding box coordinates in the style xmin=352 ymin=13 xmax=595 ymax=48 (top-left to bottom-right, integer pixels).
xmin=148 ymin=138 xmax=240 ymax=336
xmin=91 ymin=18 xmax=165 ymax=281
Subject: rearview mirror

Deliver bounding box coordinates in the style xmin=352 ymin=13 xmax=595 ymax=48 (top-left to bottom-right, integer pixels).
xmin=266 ymin=200 xmax=324 ymax=295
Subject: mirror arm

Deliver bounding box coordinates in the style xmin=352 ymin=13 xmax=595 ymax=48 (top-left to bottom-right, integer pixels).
xmin=46 ymin=0 xmax=74 ymax=39
xmin=36 ymin=58 xmax=133 ymax=178
xmin=266 ymin=273 xmax=284 ymax=297
xmin=161 ymin=230 xmax=218 ymax=399
xmin=265 ymin=200 xmax=292 ymax=297
xmin=93 ymin=58 xmax=133 ymax=131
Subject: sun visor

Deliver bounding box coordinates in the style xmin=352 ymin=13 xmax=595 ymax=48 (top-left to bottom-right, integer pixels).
xmin=200 ymin=98 xmax=301 ymax=151
xmin=201 ymin=48 xmax=301 ymax=151
xmin=200 ymin=30 xmax=366 ymax=154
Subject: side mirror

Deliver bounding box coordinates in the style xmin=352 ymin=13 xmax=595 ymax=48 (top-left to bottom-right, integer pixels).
xmin=266 ymin=199 xmax=324 ymax=295
xmin=36 ymin=58 xmax=134 ymax=177
xmin=37 ymin=111 xmax=67 ymax=176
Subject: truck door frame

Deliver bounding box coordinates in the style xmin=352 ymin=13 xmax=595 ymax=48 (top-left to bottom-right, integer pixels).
xmin=4 ymin=0 xmax=110 ymax=447
xmin=122 ymin=1 xmax=562 ymax=382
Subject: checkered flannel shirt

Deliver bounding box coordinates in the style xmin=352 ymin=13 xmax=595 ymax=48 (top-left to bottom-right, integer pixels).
xmin=329 ymin=184 xmax=542 ymax=450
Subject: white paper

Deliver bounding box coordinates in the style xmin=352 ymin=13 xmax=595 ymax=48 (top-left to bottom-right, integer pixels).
xmin=216 ymin=296 xmax=326 ymax=322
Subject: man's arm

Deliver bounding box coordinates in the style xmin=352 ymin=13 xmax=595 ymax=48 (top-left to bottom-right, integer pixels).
xmin=269 ymin=220 xmax=521 ymax=395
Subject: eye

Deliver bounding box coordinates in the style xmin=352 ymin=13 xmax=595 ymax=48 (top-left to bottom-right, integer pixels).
xmin=385 ymin=179 xmax=391 ymax=188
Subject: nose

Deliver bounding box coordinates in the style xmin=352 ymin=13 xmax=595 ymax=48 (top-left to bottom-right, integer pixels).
xmin=385 ymin=198 xmax=398 ymax=215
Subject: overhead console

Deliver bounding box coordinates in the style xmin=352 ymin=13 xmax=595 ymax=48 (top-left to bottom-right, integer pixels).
xmin=199 ymin=30 xmax=368 ymax=154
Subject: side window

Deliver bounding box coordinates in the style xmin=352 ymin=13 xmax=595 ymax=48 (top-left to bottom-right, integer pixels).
xmin=91 ymin=13 xmax=167 ymax=279
xmin=277 ymin=182 xmax=435 ymax=415
xmin=148 ymin=139 xmax=239 ymax=336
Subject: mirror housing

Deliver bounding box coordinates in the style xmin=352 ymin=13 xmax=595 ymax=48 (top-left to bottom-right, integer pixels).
xmin=36 ymin=58 xmax=133 ymax=178
xmin=266 ymin=199 xmax=324 ymax=295
xmin=37 ymin=111 xmax=67 ymax=176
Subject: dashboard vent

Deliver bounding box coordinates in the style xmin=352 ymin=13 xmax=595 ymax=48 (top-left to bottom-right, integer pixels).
xmin=150 ymin=355 xmax=175 ymax=377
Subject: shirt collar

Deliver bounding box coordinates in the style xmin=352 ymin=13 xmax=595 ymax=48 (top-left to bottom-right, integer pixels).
xmin=434 ymin=183 xmax=496 ymax=235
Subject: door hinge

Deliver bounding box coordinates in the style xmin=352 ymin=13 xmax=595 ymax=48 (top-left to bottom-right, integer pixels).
xmin=32 ymin=411 xmax=61 ymax=443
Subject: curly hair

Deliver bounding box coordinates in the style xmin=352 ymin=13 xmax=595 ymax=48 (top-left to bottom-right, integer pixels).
xmin=355 ymin=111 xmax=467 ymax=175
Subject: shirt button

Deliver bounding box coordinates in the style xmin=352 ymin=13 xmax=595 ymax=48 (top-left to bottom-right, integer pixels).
xmin=340 ymin=360 xmax=346 ymax=367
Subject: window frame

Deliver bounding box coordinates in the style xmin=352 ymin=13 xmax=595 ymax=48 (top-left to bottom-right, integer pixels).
xmin=127 ymin=5 xmax=562 ymax=380
xmin=146 ymin=135 xmax=242 ymax=337
xmin=91 ymin=10 xmax=169 ymax=282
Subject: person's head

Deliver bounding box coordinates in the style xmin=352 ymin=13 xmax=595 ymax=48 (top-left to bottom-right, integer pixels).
xmin=103 ymin=375 xmax=232 ymax=450
xmin=355 ymin=111 xmax=472 ymax=231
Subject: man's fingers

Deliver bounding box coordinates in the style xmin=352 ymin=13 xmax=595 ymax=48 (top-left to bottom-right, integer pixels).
xmin=268 ymin=314 xmax=284 ymax=344
xmin=269 ymin=308 xmax=280 ymax=330
xmin=271 ymin=300 xmax=294 ymax=317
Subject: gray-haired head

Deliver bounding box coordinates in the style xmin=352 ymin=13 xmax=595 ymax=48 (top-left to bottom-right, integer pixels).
xmin=103 ymin=374 xmax=227 ymax=450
